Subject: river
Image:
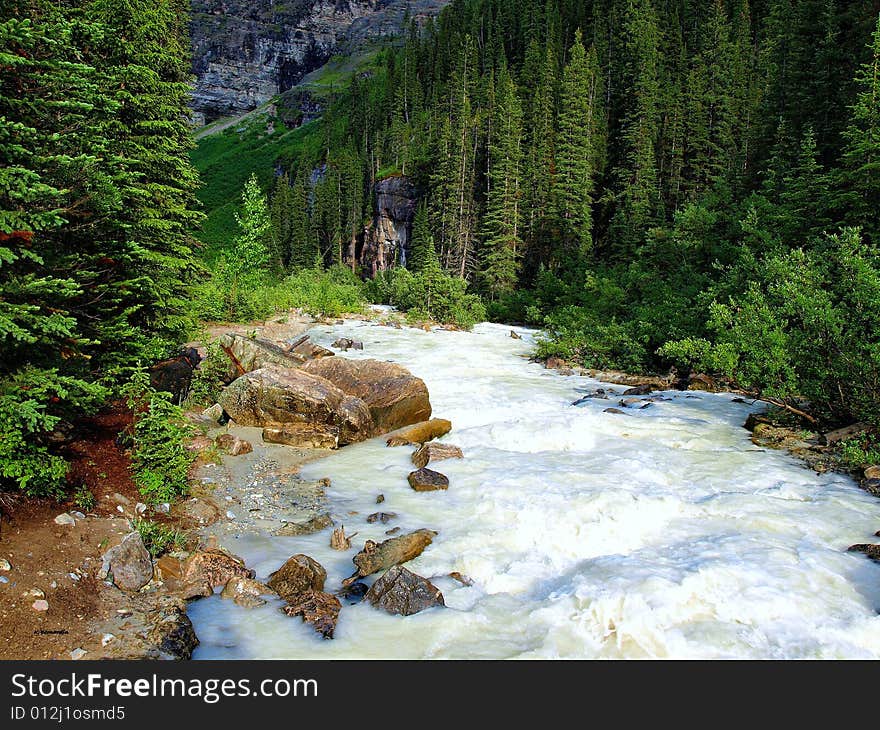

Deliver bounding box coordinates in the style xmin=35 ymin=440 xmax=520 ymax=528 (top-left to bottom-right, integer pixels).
xmin=188 ymin=318 xmax=880 ymax=658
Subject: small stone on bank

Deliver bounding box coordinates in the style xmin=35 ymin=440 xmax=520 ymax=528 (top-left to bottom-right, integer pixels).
xmin=54 ymin=513 xmax=76 ymax=526
xmin=32 ymin=600 xmax=49 ymax=612
xmin=0 ymin=559 xmax=11 ymax=571
xmin=70 ymin=648 xmax=87 ymax=660
xmin=101 ymin=634 xmax=115 ymax=647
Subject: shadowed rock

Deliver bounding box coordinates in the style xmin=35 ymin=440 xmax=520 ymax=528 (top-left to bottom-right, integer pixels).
xmin=343 ymin=529 xmax=436 ymax=586
xmin=411 ymin=442 xmax=463 ymax=469
xmin=848 ymin=544 xmax=880 ymax=563
xmin=408 ymin=468 xmax=449 ymax=492
xmin=366 ymin=566 xmax=444 ymax=616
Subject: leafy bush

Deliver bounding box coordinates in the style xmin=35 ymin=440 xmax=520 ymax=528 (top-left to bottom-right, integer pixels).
xmin=365 ymin=268 xmax=486 ymax=329
xmin=125 ymin=375 xmax=195 ymax=504
xmin=186 ymin=341 xmax=232 ymax=407
xmin=132 ymin=517 xmax=188 ymax=558
xmin=72 ymin=485 xmax=96 ymax=512
xmin=838 ymin=434 xmax=880 ymax=471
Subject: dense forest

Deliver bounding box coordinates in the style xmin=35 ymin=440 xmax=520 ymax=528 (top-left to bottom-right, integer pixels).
xmin=262 ymin=0 xmax=880 ymax=430
xmin=2 ymin=0 xmax=880 ymax=499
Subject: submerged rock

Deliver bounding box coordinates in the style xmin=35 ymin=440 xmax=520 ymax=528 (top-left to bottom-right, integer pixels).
xmin=299 ymin=357 xmax=432 ymax=435
xmin=337 ymin=581 xmax=369 ymax=604
xmin=366 ymin=566 xmax=444 ymax=616
xmin=282 ymin=590 xmax=341 ymax=639
xmin=267 ymin=554 xmax=326 ymax=601
xmin=180 ymin=549 xmax=255 ymax=589
xmin=408 ymin=468 xmax=449 ymax=492
xmin=344 ymin=529 xmax=436 ymax=586
xmin=103 ymin=532 xmax=153 ymax=592
xmin=367 ymin=512 xmax=397 ymax=524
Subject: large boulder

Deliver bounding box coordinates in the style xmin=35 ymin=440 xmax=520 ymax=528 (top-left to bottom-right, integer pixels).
xmin=103 ymin=532 xmax=153 ymax=592
xmin=267 ymin=554 xmax=327 ymax=601
xmin=343 ymin=529 xmax=436 ymax=586
xmin=216 ymin=333 xmax=333 ymax=383
xmin=219 ymin=365 xmax=373 ymax=446
xmin=300 ymin=358 xmax=431 ymax=435
xmin=366 ymin=566 xmax=445 ymax=616
xmin=179 ymin=549 xmax=255 ymax=591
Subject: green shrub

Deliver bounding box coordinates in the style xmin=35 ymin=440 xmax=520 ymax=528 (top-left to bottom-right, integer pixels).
xmin=132 ymin=517 xmax=188 ymax=558
xmin=0 ymin=369 xmax=107 ymax=498
xmin=838 ymin=434 xmax=880 ymax=471
xmin=186 ymin=341 xmax=232 ymax=407
xmin=72 ymin=485 xmax=96 ymax=512
xmin=125 ymin=375 xmax=195 ymax=505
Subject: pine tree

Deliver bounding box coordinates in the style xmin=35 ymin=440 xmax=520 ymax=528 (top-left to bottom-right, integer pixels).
xmin=410 ymin=202 xmax=435 ymax=273
xmin=270 ymin=174 xmax=294 ymax=271
xmin=840 ymin=13 xmax=880 ymax=244
xmin=556 ymin=30 xmax=604 ymax=261
xmin=289 ymin=166 xmax=317 ymax=270
xmin=480 ymin=65 xmax=523 ymax=298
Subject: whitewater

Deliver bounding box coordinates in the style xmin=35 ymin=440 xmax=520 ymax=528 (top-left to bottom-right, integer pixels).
xmin=189 ymin=318 xmax=880 ymax=659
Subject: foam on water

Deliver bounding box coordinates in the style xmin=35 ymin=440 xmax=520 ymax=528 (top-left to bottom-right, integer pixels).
xmin=189 ymin=319 xmax=880 ymax=659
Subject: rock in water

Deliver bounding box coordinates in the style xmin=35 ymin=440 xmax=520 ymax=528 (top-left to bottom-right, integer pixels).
xmin=366 ymin=566 xmax=445 ymax=616
xmin=411 ymin=442 xmax=464 ymax=469
xmin=408 ymin=468 xmax=449 ymax=492
xmin=332 ymin=338 xmax=364 ymax=351
xmin=267 ymin=555 xmax=327 ymax=601
xmin=510 ymin=330 xmax=522 ymax=340
xmin=221 ymin=577 xmax=274 ymax=608
xmin=337 ymin=582 xmax=369 ymax=604
xmin=282 ymin=590 xmax=341 ymax=639
xmin=386 ymin=419 xmax=452 ymax=447
xmin=367 ymin=512 xmax=397 ymax=524
xmin=178 ymin=549 xmax=255 ymax=593
xmin=848 ymin=544 xmax=880 ymax=563
xmin=104 ymin=532 xmax=153 ymax=592
xmin=330 ymin=526 xmax=356 ymax=551
xmin=344 ymin=529 xmax=436 ymax=586
xmin=864 ymin=465 xmax=880 ymax=480
xmin=273 ymin=514 xmax=333 ymax=537
xmin=299 ymin=358 xmax=431 ymax=435
xmin=219 ymin=365 xmax=372 ymax=445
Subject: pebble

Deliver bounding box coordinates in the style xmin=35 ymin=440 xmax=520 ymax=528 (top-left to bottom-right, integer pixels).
xmin=32 ymin=600 xmax=49 ymax=612
xmin=70 ymin=648 xmax=87 ymax=660
xmin=24 ymin=588 xmax=45 ymax=599
xmin=157 ymin=503 xmax=170 ymax=514
xmin=376 ymin=494 xmax=385 ymax=504
xmin=101 ymin=634 xmax=115 ymax=647
xmin=116 ymin=505 xmax=125 ymax=513
xmin=71 ymin=511 xmax=86 ymax=520
xmin=0 ymin=559 xmax=10 ymax=571
xmin=135 ymin=503 xmax=147 ymax=515
xmin=226 ymin=511 xmax=236 ymax=519
xmin=0 ymin=576 xmax=8 ymax=584
xmin=50 ymin=581 xmax=57 ymax=589
xmin=54 ymin=513 xmax=76 ymax=526
xmin=68 ymin=573 xmax=80 ymax=581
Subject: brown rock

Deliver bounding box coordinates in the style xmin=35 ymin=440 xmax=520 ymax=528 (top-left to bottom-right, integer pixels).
xmin=510 ymin=330 xmax=522 ymax=340
xmin=155 ymin=555 xmax=185 ymax=581
xmin=273 ymin=513 xmax=333 ymax=537
xmin=181 ymin=549 xmax=254 ymax=589
xmin=299 ymin=358 xmax=431 ymax=435
xmin=185 ymin=435 xmax=215 ymax=454
xmin=861 ymin=478 xmax=880 ymax=498
xmin=330 ymin=526 xmax=356 ymax=551
xmin=332 ymin=338 xmax=364 ymax=351
xmin=219 ymin=366 xmax=373 ymax=446
xmin=408 ymin=468 xmax=449 ymax=492
xmin=411 ymin=442 xmax=464 ymax=469
xmin=376 ymin=494 xmax=385 ymax=504
xmin=215 ymin=433 xmax=253 ymax=456
xmin=449 ymin=572 xmax=474 ymax=587
xmin=144 ymin=598 xmax=199 ymax=659
xmin=386 ymin=419 xmax=452 ymax=447
xmin=282 ymin=590 xmax=341 ymax=639
xmin=267 ymin=554 xmax=327 ymax=601
xmin=262 ymin=424 xmax=339 ymax=449
xmin=221 ymin=577 xmax=274 ymax=608
xmin=687 ymin=373 xmax=721 ymax=392
xmin=864 ymin=465 xmax=880 ymax=480
xmin=604 ymin=408 xmax=626 ymax=415
xmin=848 ymin=544 xmax=880 ymax=563
xmin=367 ymin=512 xmax=397 ymax=524
xmin=366 ymin=566 xmax=444 ymax=616
xmin=344 ymin=529 xmax=436 ymax=586
xmin=171 ymin=498 xmax=221 ymax=528
xmin=217 ymin=333 xmax=333 ymax=383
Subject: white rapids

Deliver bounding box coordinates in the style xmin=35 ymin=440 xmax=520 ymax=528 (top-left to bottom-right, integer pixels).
xmin=189 ymin=318 xmax=880 ymax=659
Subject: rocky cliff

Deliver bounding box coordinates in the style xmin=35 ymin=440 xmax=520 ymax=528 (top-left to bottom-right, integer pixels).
xmin=190 ymin=0 xmax=448 ymax=123
xmin=359 ymin=175 xmax=418 ymax=276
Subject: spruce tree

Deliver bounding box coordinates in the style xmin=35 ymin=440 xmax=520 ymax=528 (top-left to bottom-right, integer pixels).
xmin=556 ymin=30 xmax=604 ymax=261
xmin=289 ymin=166 xmax=317 ymax=270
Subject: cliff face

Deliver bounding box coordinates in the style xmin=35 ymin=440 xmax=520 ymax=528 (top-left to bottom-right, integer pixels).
xmin=190 ymin=0 xmax=448 ymax=123
xmin=360 ymin=175 xmax=418 ymax=276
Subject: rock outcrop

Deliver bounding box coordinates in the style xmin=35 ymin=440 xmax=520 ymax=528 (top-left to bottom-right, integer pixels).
xmin=360 ymin=175 xmax=419 ymax=276
xmin=217 ymin=333 xmax=332 ymax=383
xmin=190 ymin=1 xmax=450 ymax=122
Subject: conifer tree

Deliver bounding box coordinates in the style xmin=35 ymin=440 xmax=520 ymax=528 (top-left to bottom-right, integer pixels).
xmin=556 ymin=31 xmax=604 ymax=261
xmin=289 ymin=166 xmax=317 ymax=270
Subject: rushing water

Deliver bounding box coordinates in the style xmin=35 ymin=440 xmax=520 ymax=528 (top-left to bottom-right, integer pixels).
xmin=189 ymin=317 xmax=880 ymax=659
